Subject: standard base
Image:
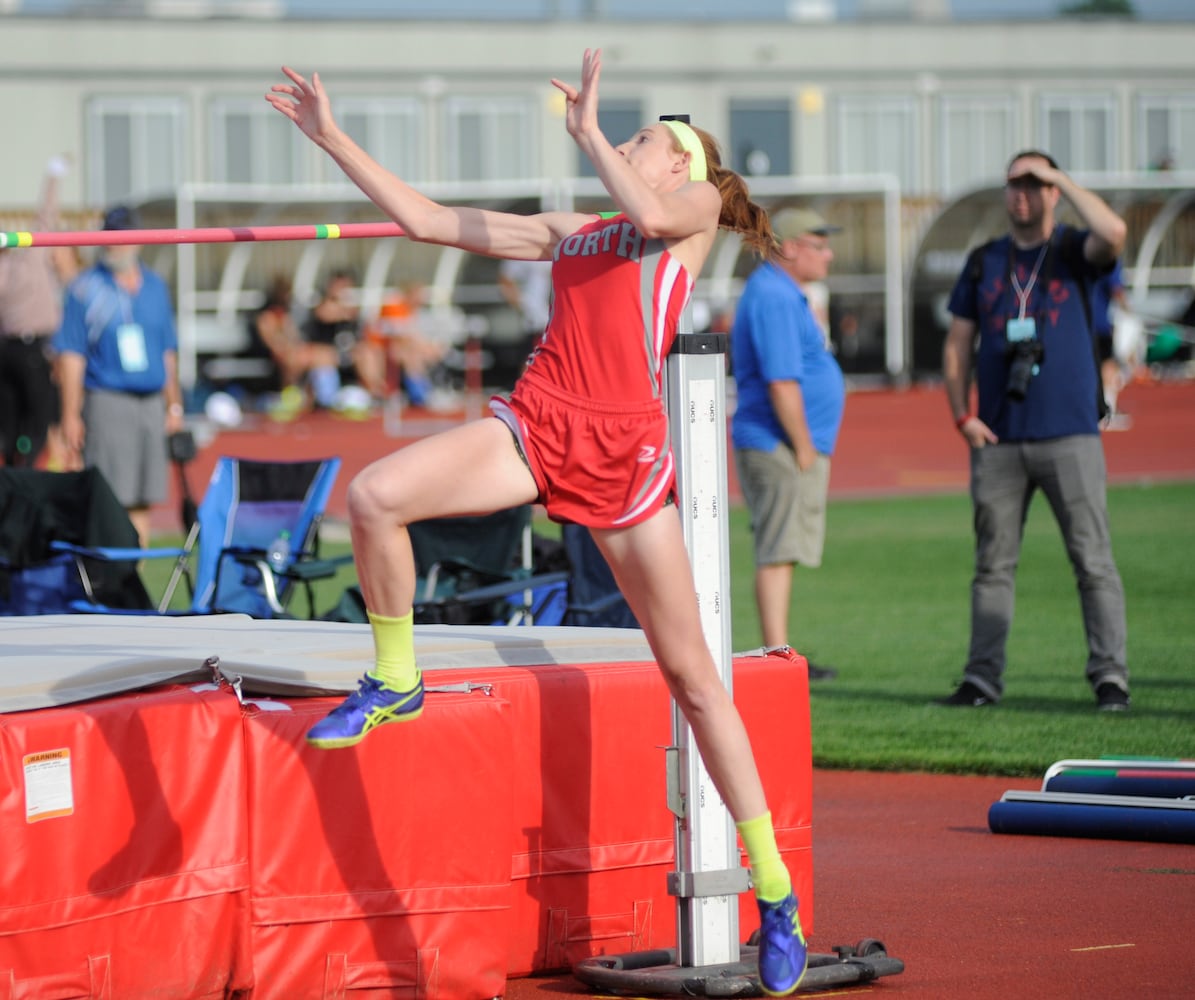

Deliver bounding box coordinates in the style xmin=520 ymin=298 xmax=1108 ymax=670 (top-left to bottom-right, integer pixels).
xmin=573 ymin=939 xmax=904 ymax=997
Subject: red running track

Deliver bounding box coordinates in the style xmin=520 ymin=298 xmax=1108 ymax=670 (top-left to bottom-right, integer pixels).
xmin=502 ymin=769 xmax=1195 ymax=1000
xmin=159 ymin=378 xmax=1195 ymax=530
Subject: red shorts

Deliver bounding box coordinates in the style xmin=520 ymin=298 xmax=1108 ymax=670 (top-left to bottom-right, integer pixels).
xmin=489 ymin=373 xmax=675 ymax=529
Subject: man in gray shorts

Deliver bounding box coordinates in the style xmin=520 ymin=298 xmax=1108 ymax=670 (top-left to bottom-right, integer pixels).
xmin=53 ymin=206 xmax=185 ymax=548
xmin=730 ymin=208 xmax=847 ymax=680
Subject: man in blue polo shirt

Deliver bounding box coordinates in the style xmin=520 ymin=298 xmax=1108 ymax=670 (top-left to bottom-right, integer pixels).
xmin=940 ymin=150 xmax=1131 ymax=712
xmin=54 ymin=205 xmax=185 ymax=548
xmin=731 ymin=207 xmax=846 ymax=681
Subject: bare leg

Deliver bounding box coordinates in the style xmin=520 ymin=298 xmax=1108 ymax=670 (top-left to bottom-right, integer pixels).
xmin=352 ymin=341 xmax=389 ymax=398
xmin=598 ymin=510 xmax=809 ymax=994
xmin=755 ymin=562 xmax=793 ymax=649
xmin=347 ymin=417 xmax=538 ymax=616
xmin=305 ymin=418 xmax=541 ymax=748
xmin=127 ymin=506 xmax=152 ymax=550
xmin=594 ymin=507 xmax=768 ymax=822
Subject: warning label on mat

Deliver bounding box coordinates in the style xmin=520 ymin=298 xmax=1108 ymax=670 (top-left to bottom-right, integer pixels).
xmin=24 ymin=748 xmax=74 ymax=822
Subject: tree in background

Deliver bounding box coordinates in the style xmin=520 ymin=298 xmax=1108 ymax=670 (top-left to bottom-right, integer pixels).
xmin=1060 ymin=0 xmax=1136 ymax=16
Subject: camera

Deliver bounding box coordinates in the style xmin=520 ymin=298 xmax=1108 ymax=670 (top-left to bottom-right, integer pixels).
xmin=1005 ymin=339 xmax=1044 ymax=400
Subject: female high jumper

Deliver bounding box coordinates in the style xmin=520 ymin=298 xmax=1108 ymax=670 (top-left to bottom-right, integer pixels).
xmin=267 ymin=49 xmax=807 ymax=996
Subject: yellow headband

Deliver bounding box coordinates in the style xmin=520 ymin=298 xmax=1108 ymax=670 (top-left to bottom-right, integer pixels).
xmin=662 ymin=120 xmax=708 ymax=183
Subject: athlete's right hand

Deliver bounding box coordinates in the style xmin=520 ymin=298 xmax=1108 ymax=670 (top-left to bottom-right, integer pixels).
xmin=266 ymin=66 xmax=337 ymax=146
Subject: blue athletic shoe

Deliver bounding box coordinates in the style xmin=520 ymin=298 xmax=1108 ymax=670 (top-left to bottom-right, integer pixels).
xmin=306 ymin=673 xmax=424 ymax=749
xmin=756 ymin=892 xmax=808 ymax=997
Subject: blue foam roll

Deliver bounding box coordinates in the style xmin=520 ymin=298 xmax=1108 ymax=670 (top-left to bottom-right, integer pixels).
xmin=1045 ymin=774 xmax=1195 ymax=798
xmin=988 ymin=799 xmax=1195 ymax=845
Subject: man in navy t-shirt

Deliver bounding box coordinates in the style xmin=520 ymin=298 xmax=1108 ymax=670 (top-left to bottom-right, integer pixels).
xmin=939 ymin=150 xmax=1131 ymax=712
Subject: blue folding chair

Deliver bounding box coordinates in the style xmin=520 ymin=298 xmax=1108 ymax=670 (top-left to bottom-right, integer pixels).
xmin=54 ymin=456 xmax=349 ymax=618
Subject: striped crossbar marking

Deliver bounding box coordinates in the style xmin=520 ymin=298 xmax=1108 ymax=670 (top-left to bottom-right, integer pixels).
xmin=0 ymin=221 xmax=404 ymax=249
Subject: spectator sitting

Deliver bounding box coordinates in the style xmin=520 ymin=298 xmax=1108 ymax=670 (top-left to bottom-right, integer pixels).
xmin=305 ymin=269 xmax=386 ymax=400
xmin=250 ymin=274 xmax=341 ymax=413
xmin=363 ymin=282 xmax=446 ymax=407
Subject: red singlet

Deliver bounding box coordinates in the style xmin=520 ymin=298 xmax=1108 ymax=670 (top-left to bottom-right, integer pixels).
xmin=490 ymin=213 xmax=695 ymax=528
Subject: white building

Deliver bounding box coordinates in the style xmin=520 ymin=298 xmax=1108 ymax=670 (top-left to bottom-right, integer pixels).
xmin=2 ymin=7 xmax=1192 ymax=380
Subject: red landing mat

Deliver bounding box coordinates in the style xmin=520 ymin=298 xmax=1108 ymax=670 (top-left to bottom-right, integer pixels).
xmin=0 ymin=684 xmax=251 ymax=1000
xmin=0 ymin=639 xmax=811 ymax=997
xmin=419 ymin=649 xmax=813 ymax=977
xmin=241 ymin=689 xmax=515 ymax=1000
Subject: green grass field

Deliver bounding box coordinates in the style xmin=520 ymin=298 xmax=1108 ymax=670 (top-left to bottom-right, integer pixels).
xmin=143 ymin=480 xmax=1195 ymax=778
xmin=735 ymin=481 xmax=1195 ymax=776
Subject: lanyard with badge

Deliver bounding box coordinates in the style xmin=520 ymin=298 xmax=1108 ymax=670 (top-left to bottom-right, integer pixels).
xmin=114 ymin=283 xmax=149 ymax=373
xmin=1006 ymin=238 xmax=1050 ymax=346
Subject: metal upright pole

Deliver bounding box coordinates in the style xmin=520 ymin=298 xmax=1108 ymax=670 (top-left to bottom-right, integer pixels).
xmin=663 ymin=299 xmax=749 ymax=969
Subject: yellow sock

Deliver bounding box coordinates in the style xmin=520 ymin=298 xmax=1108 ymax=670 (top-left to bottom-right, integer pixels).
xmin=737 ymin=811 xmax=792 ymax=903
xmin=366 ymin=609 xmax=420 ymax=691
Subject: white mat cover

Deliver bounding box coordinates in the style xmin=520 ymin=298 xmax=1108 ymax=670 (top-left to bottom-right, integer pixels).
xmin=0 ymin=614 xmax=654 ymax=713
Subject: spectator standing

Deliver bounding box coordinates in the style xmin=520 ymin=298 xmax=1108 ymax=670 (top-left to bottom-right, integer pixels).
xmin=53 ymin=206 xmax=184 ymax=548
xmin=1091 ymin=259 xmax=1136 ymax=430
xmin=730 ymin=208 xmax=846 ymax=681
xmin=939 ymin=150 xmax=1131 ymax=712
xmin=0 ymin=155 xmax=71 ymax=468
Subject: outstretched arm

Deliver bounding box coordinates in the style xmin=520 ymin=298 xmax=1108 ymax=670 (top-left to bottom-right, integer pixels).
xmin=551 ymin=48 xmax=719 ymax=241
xmin=266 ymin=67 xmax=586 ymax=260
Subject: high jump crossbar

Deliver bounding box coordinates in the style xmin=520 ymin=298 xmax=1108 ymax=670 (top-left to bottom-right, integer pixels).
xmin=0 ymin=222 xmax=406 ymax=250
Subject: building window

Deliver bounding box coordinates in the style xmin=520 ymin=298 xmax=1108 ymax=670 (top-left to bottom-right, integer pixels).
xmin=445 ymin=97 xmax=534 ymax=182
xmin=577 ymin=99 xmax=642 ymax=178
xmin=211 ymin=98 xmax=308 ymax=186
xmin=729 ymin=98 xmax=792 ymax=177
xmin=1138 ymin=93 xmax=1195 ymax=171
xmin=1039 ymin=94 xmax=1115 ymax=173
xmin=837 ymin=94 xmax=917 ymax=191
xmin=939 ymin=95 xmax=1017 ymax=194
xmin=86 ymin=97 xmax=187 ymax=207
xmin=331 ymin=97 xmax=424 ymax=183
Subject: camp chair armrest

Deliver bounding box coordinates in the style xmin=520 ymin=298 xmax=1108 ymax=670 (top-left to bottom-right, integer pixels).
xmin=50 ymin=540 xmax=188 ymax=562
xmin=427 ymin=556 xmax=512 ymax=582
xmin=225 ymin=549 xmax=353 ymax=617
xmin=280 ymin=553 xmax=355 ymax=583
xmin=415 ymin=570 xmax=570 ymax=610
xmin=421 ymin=557 xmax=526 ymax=600
xmin=224 ymin=550 xmax=351 ymax=581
